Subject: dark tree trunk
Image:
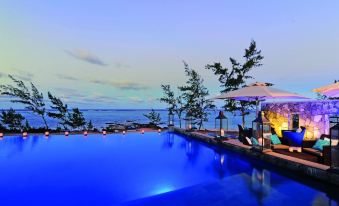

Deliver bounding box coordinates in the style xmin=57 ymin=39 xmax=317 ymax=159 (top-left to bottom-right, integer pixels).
xmin=41 ymin=115 xmax=49 ymax=129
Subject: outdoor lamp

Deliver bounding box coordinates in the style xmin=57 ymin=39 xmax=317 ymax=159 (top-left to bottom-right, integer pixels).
xmin=185 ymin=112 xmax=193 ymax=131
xmin=45 ymin=131 xmax=50 ymax=136
xmin=168 ymin=110 xmax=174 ymax=127
xmin=215 ymin=111 xmax=228 ymax=137
xmin=0 ymin=133 xmax=3 ymax=138
xmin=102 ymin=130 xmax=107 ymax=135
xmin=252 ymin=111 xmax=271 ymax=152
xmin=84 ymin=131 xmax=88 ymax=136
xmin=65 ymin=131 xmax=69 ymax=136
xmin=329 ymin=116 xmax=339 ymax=171
xmin=158 ymin=129 xmax=161 ymax=133
xmin=123 ymin=130 xmax=126 ymax=135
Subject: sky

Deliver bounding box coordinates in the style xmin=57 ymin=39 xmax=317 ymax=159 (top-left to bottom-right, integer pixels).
xmin=0 ymin=0 xmax=338 ymax=109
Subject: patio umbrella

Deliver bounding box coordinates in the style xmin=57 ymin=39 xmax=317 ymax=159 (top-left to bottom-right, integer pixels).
xmin=313 ymin=82 xmax=339 ymax=98
xmin=212 ymin=82 xmax=308 ymax=114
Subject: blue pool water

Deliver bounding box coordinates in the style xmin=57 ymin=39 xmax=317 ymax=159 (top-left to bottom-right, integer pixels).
xmin=0 ymin=132 xmax=337 ymax=206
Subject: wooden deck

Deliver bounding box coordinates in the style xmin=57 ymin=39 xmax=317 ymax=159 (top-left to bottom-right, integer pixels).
xmin=172 ymin=127 xmax=338 ymax=186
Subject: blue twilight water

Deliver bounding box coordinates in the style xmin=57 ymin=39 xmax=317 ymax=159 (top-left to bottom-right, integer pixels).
xmin=0 ymin=132 xmax=337 ymax=206
xmin=16 ymin=109 xmax=255 ymax=130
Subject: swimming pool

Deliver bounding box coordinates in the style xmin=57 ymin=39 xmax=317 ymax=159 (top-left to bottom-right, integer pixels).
xmin=0 ymin=132 xmax=337 ymax=206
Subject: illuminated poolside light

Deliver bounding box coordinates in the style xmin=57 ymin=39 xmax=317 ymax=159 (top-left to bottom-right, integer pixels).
xmin=215 ymin=111 xmax=228 ymax=137
xmin=152 ymin=186 xmax=174 ymax=195
xmin=22 ymin=132 xmax=28 ymax=138
xmin=158 ymin=129 xmax=161 ymax=133
xmin=141 ymin=130 xmax=145 ymax=134
xmin=45 ymin=131 xmax=50 ymax=136
xmin=0 ymin=133 xmax=3 ymax=138
xmin=65 ymin=131 xmax=69 ymax=136
xmin=220 ymin=129 xmax=225 ymax=137
xmin=102 ymin=130 xmax=107 ymax=135
xmin=168 ymin=110 xmax=174 ymax=127
xmin=84 ymin=131 xmax=88 ymax=136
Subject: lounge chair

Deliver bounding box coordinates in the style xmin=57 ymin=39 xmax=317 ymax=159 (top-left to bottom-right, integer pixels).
xmin=238 ymin=125 xmax=253 ymax=145
xmin=270 ymin=127 xmax=289 ymax=150
xmin=303 ymin=135 xmax=334 ymax=165
xmin=271 ymin=144 xmax=289 ymax=150
xmin=282 ymin=127 xmax=306 ymax=148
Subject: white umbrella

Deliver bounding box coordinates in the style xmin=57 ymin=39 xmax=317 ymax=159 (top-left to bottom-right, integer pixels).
xmin=313 ymin=82 xmax=339 ymax=98
xmin=213 ymin=82 xmax=309 ymax=114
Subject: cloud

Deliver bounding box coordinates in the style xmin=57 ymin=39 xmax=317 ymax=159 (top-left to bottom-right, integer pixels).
xmin=66 ymin=49 xmax=107 ymax=66
xmin=90 ymin=79 xmax=149 ymax=90
xmin=51 ymin=88 xmax=119 ymax=106
xmin=128 ymin=96 xmax=144 ymax=104
xmin=53 ymin=88 xmax=87 ymax=99
xmin=0 ymin=69 xmax=34 ymax=81
xmin=114 ymin=62 xmax=131 ymax=69
xmin=56 ymin=74 xmax=79 ymax=81
xmin=0 ymin=95 xmax=13 ymax=102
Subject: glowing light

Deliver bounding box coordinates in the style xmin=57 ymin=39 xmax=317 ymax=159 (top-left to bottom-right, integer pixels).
xmin=158 ymin=129 xmax=161 ymax=133
xmin=220 ymin=155 xmax=225 ymax=165
xmin=141 ymin=130 xmax=144 ymax=134
xmin=45 ymin=131 xmax=49 ymax=136
xmin=102 ymin=130 xmax=107 ymax=135
xmin=65 ymin=131 xmax=69 ymax=136
xmin=152 ymin=186 xmax=174 ymax=195
xmin=84 ymin=131 xmax=88 ymax=136
xmin=22 ymin=132 xmax=28 ymax=138
xmin=123 ymin=131 xmax=126 ymax=135
xmin=220 ymin=129 xmax=225 ymax=137
xmin=0 ymin=133 xmax=3 ymax=138
xmin=282 ymin=122 xmax=288 ymax=130
xmin=313 ymin=127 xmax=320 ymax=139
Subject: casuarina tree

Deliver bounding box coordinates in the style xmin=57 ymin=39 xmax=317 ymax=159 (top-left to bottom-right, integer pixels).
xmin=159 ymin=85 xmax=185 ymax=128
xmin=179 ymin=62 xmax=215 ymax=130
xmin=0 ymin=108 xmax=25 ymax=131
xmin=143 ymin=109 xmax=161 ymax=127
xmin=206 ymin=40 xmax=264 ymax=127
xmin=0 ymin=75 xmax=49 ymax=129
xmin=48 ymin=92 xmax=69 ymax=130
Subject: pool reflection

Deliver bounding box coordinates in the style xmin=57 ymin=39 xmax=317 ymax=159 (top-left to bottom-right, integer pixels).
xmin=162 ymin=132 xmax=174 ymax=149
xmin=250 ymin=168 xmax=271 ymax=204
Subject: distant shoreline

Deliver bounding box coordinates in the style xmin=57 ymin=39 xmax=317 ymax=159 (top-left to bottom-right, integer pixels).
xmin=0 ymin=108 xmax=168 ymax=112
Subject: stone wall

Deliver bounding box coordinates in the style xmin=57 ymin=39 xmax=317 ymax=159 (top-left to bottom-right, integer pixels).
xmin=261 ymin=100 xmax=339 ymax=140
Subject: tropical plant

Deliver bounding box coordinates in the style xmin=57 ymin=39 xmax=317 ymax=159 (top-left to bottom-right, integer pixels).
xmin=160 ymin=84 xmax=176 ymax=113
xmin=143 ymin=109 xmax=161 ymax=127
xmin=179 ymin=62 xmax=215 ymax=129
xmin=0 ymin=108 xmax=25 ymax=131
xmin=47 ymin=92 xmax=69 ymax=129
xmin=159 ymin=84 xmax=186 ymax=127
xmin=0 ymin=122 xmax=6 ymax=131
xmin=23 ymin=120 xmax=31 ymax=131
xmin=0 ymin=75 xmax=49 ymax=129
xmin=87 ymin=120 xmax=94 ymax=131
xmin=68 ymin=108 xmax=86 ymax=130
xmin=206 ymin=40 xmax=264 ymax=126
xmin=175 ymin=94 xmax=185 ymax=128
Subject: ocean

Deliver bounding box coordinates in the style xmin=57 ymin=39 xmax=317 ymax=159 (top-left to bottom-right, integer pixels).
xmin=10 ymin=109 xmax=255 ymax=130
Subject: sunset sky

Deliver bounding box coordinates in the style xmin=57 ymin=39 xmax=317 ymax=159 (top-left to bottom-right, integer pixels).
xmin=1 ymin=0 xmax=338 ymax=109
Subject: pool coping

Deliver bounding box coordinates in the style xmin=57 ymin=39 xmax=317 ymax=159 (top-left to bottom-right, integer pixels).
xmin=171 ymin=127 xmax=339 ymax=187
